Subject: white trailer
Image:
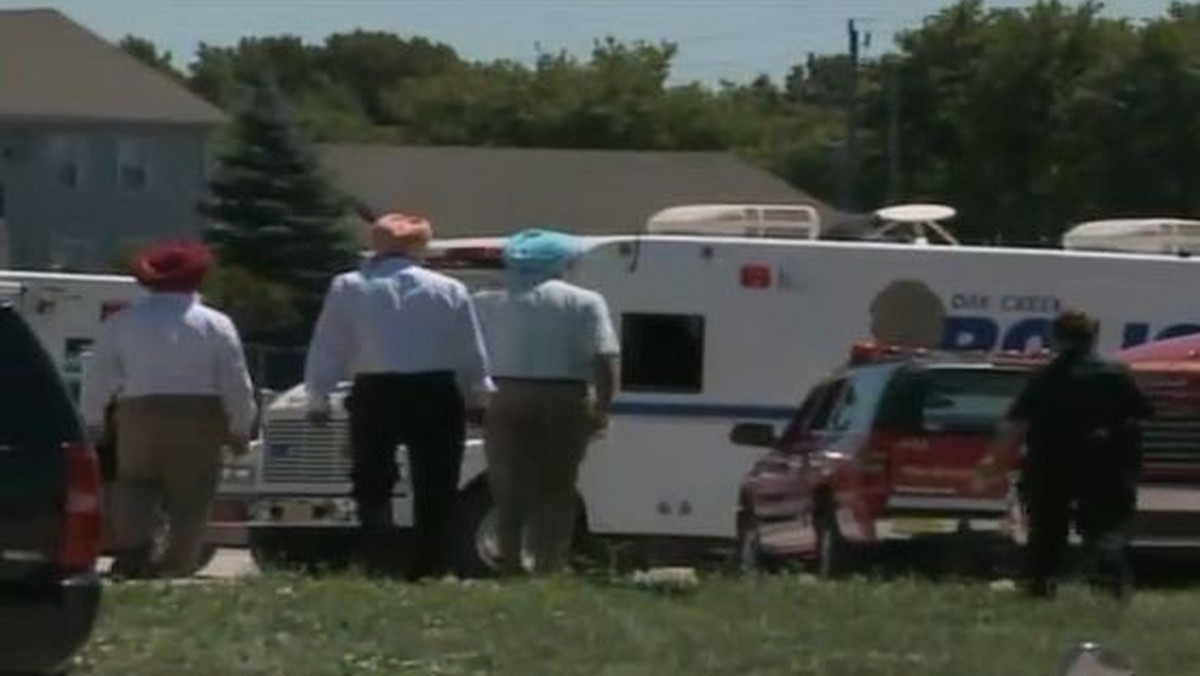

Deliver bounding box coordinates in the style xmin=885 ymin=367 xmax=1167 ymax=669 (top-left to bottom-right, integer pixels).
xmin=0 ymin=270 xmax=142 ymax=398
xmin=245 ymin=216 xmax=1200 ymax=573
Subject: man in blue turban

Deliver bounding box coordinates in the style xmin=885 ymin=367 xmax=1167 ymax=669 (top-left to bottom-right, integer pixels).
xmin=473 ymin=228 xmax=620 ymax=575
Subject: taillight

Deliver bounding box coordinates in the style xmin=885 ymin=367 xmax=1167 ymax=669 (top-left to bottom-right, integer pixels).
xmin=60 ymin=442 xmax=103 ymax=572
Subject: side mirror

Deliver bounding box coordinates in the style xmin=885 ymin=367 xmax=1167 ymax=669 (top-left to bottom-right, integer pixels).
xmin=730 ymin=422 xmax=777 ymax=448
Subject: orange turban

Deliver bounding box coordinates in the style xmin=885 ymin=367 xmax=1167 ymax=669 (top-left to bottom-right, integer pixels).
xmin=371 ymin=213 xmax=433 ymax=256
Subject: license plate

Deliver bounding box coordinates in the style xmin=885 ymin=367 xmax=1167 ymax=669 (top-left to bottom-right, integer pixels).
xmin=278 ymin=500 xmax=316 ymax=522
xmin=891 ymin=517 xmax=956 ymax=535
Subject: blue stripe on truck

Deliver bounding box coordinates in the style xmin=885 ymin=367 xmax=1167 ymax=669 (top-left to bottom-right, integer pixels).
xmin=609 ymin=401 xmax=795 ymax=421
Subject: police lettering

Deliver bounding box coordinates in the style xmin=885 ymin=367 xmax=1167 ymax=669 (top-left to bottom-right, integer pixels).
xmin=1000 ymin=295 xmax=1061 ymax=314
xmin=951 ymin=294 xmax=990 ymax=310
xmin=942 ymin=316 xmax=1200 ymax=351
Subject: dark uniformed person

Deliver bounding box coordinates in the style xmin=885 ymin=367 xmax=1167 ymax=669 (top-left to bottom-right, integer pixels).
xmin=998 ymin=310 xmax=1152 ymax=599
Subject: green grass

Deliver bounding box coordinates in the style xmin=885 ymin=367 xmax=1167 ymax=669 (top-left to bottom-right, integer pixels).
xmin=77 ymin=573 xmax=1200 ymax=676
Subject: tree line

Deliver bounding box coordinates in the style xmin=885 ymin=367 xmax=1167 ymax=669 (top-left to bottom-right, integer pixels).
xmin=124 ymin=0 xmax=1200 ymax=246
xmin=118 ymin=0 xmax=1200 ymax=352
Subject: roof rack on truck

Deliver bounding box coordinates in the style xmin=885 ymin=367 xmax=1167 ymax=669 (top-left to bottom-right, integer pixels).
xmin=646 ymin=204 xmax=821 ymax=240
xmin=1063 ymin=218 xmax=1200 ymax=256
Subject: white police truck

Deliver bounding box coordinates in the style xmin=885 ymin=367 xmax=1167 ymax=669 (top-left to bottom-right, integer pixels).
xmin=243 ymin=205 xmax=1200 ymax=575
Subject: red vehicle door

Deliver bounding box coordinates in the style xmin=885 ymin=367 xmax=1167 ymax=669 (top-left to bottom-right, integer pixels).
xmin=748 ymin=380 xmax=844 ymax=556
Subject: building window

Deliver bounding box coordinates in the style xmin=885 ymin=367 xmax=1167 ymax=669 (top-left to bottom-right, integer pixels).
xmin=117 ymin=136 xmax=151 ymax=190
xmin=620 ymin=313 xmax=706 ymax=393
xmin=48 ymin=134 xmax=87 ymax=189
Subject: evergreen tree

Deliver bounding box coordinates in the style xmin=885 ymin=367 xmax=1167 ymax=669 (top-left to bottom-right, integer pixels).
xmin=201 ymin=70 xmax=357 ymax=338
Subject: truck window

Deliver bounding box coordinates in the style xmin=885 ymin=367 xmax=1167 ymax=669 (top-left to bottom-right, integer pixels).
xmin=620 ymin=313 xmax=705 ymax=393
xmin=921 ymin=368 xmax=1030 ymax=432
xmin=827 ymin=365 xmax=895 ymax=433
xmin=780 ymin=381 xmax=836 ymax=441
xmin=808 ymin=380 xmax=846 ymax=432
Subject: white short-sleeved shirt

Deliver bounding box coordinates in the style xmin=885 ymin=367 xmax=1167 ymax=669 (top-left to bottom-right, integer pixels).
xmin=474 ymin=279 xmax=619 ymax=383
xmin=79 ymin=293 xmax=257 ymax=437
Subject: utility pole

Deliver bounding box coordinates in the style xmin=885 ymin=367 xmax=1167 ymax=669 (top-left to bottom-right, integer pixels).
xmin=886 ymin=61 xmax=901 ymax=203
xmin=841 ymin=19 xmax=861 ymax=212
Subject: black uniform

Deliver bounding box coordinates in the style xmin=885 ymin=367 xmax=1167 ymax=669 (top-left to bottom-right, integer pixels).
xmin=1007 ymin=350 xmax=1153 ymax=598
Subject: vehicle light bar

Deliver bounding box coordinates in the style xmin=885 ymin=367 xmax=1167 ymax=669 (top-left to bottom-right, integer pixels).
xmin=849 ymin=341 xmax=1049 ymax=365
xmin=426 ymin=247 xmax=506 ymax=270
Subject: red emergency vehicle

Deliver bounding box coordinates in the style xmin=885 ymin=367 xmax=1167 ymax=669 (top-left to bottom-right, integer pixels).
xmin=732 ymin=343 xmax=1040 ymax=576
xmin=1109 ymin=335 xmax=1200 ymax=547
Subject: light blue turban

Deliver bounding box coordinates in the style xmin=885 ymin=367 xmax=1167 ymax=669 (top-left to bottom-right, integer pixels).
xmin=503 ymin=228 xmax=583 ymax=287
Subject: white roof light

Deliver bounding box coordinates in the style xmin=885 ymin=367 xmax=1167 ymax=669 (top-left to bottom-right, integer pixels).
xmin=1063 ymin=218 xmax=1200 ymax=255
xmin=875 ymin=203 xmax=957 ymax=224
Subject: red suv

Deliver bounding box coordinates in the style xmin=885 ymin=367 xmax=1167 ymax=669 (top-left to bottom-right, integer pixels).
xmin=732 ymin=344 xmax=1038 ymax=577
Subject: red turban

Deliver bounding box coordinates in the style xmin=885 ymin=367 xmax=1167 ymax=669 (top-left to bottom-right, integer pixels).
xmin=133 ymin=241 xmax=213 ymax=293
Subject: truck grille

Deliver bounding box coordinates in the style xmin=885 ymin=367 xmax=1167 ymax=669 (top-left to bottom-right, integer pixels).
xmin=261 ymin=419 xmax=352 ymax=485
xmin=1142 ymin=416 xmax=1200 ymax=467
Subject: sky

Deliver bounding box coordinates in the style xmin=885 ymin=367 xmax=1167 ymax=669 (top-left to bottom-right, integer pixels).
xmin=2 ymin=0 xmax=1175 ymax=83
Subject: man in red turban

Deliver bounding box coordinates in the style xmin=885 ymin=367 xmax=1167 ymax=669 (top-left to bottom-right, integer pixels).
xmin=81 ymin=240 xmax=256 ymax=579
xmin=132 ymin=241 xmax=214 ymax=293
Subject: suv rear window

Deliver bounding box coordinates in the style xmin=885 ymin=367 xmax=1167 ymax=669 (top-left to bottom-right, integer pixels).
xmin=0 ymin=307 xmax=83 ymax=445
xmin=919 ymin=368 xmax=1031 ymax=432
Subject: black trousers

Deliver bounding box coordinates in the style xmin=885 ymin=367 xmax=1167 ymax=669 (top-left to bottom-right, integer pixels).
xmin=1021 ymin=464 xmax=1135 ymax=599
xmin=346 ymin=372 xmax=465 ymax=579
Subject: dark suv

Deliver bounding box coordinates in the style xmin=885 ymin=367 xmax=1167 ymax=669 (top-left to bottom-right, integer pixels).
xmin=0 ymin=305 xmax=103 ymax=675
xmin=733 ymin=343 xmax=1038 ymax=577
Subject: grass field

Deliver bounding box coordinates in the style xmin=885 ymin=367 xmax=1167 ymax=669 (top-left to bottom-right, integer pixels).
xmin=76 ymin=572 xmax=1200 ymax=676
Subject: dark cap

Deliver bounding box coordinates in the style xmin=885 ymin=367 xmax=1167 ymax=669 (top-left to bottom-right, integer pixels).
xmin=1052 ymin=310 xmax=1098 ymax=348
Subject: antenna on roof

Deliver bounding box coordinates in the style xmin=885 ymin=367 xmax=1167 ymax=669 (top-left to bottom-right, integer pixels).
xmin=873 ymin=203 xmax=960 ymax=245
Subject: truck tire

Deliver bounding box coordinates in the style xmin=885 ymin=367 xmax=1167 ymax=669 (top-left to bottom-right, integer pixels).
xmin=248 ymin=527 xmax=353 ymax=574
xmin=816 ymin=517 xmax=860 ymax=579
xmin=736 ymin=513 xmax=783 ymax=576
xmin=451 ymin=482 xmax=591 ymax=578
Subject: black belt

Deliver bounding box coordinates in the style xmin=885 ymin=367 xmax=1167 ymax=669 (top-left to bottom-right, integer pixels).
xmin=493 ymin=376 xmax=587 ymax=386
xmin=353 ymin=371 xmax=455 ymax=386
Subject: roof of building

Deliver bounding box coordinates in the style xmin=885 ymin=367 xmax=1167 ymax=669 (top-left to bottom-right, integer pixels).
xmin=0 ymin=9 xmax=224 ymax=124
xmin=318 ymin=144 xmax=844 ymax=242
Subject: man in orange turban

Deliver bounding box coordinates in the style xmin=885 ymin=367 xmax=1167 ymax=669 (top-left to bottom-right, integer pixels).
xmin=305 ymin=212 xmax=492 ymax=580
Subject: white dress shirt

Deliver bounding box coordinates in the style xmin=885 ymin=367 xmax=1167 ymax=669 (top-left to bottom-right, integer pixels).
xmin=80 ymin=293 xmax=258 ymax=438
xmin=474 ymin=280 xmax=619 ymax=382
xmin=304 ymin=256 xmax=493 ymax=412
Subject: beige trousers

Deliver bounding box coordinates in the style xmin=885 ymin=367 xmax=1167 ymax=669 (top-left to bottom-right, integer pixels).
xmin=113 ymin=395 xmax=228 ymax=576
xmin=484 ymin=380 xmax=593 ymax=575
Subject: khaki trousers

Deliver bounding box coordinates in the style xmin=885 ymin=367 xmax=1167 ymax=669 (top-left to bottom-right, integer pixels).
xmin=484 ymin=380 xmax=593 ymax=575
xmin=113 ymin=395 xmax=228 ymax=576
